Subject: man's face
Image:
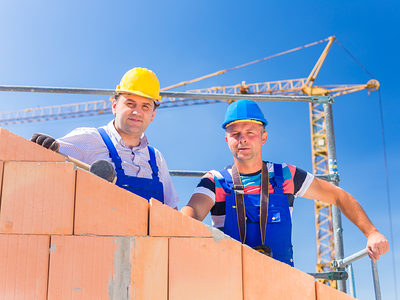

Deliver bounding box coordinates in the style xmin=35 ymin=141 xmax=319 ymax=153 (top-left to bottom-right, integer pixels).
xmin=112 ymin=93 xmax=156 ymax=137
xmin=225 ymin=121 xmax=268 ymax=163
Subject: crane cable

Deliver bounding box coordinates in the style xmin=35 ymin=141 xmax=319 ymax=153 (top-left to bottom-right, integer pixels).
xmin=336 ymin=38 xmax=398 ymax=300
xmin=161 ymin=37 xmax=330 ymax=91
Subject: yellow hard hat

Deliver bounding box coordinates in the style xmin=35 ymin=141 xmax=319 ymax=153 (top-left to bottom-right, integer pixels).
xmin=116 ymin=67 xmax=161 ymax=102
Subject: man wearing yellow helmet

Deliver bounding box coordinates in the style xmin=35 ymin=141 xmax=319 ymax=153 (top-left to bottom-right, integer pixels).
xmin=32 ymin=67 xmax=178 ymax=208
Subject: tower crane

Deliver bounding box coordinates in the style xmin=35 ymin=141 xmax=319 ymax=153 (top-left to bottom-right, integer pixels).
xmin=0 ymin=36 xmax=380 ymax=287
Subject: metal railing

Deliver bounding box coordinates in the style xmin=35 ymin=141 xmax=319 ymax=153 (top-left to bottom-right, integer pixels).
xmin=332 ymin=249 xmax=382 ymax=299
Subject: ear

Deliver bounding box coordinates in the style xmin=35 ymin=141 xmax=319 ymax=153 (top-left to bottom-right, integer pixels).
xmin=150 ymin=107 xmax=157 ymax=123
xmin=261 ymin=130 xmax=268 ymax=145
xmin=111 ymin=98 xmax=117 ymax=116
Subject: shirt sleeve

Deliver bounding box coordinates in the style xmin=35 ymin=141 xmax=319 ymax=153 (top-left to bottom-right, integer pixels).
xmin=291 ymin=165 xmax=314 ymax=197
xmin=155 ymin=149 xmax=179 ymax=209
xmin=192 ymin=171 xmax=216 ymax=203
xmin=57 ymin=127 xmax=106 ymax=165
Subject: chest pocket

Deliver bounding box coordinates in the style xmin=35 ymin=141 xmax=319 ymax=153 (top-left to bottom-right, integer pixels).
xmin=268 ymin=209 xmax=281 ymax=223
xmin=245 ymin=203 xmax=283 ymax=224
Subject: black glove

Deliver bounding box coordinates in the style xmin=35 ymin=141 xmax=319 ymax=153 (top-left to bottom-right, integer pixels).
xmin=31 ymin=133 xmax=60 ymax=152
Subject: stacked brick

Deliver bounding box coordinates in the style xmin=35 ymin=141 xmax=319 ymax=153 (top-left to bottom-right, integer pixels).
xmin=0 ymin=128 xmax=356 ymax=299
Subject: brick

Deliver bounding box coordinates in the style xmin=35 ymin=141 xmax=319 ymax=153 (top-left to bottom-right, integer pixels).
xmin=0 ymin=161 xmax=75 ymax=234
xmin=131 ymin=236 xmax=168 ymax=300
xmin=0 ymin=234 xmax=50 ymax=300
xmin=48 ymin=235 xmax=122 ymax=300
xmin=74 ymin=169 xmax=148 ymax=236
xmin=242 ymin=245 xmax=315 ymax=299
xmin=149 ymin=198 xmax=213 ymax=237
xmin=48 ymin=235 xmax=168 ymax=300
xmin=315 ymin=281 xmax=357 ymax=299
xmin=0 ymin=128 xmax=65 ymax=162
xmin=169 ymin=237 xmax=242 ymax=300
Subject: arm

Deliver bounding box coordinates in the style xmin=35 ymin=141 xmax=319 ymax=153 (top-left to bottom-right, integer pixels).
xmin=303 ymin=177 xmax=389 ymax=260
xmin=154 ymin=149 xmax=179 ymax=210
xmin=181 ymin=193 xmax=214 ymax=221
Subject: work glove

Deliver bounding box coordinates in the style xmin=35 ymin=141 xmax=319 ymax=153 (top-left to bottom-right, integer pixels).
xmin=31 ymin=133 xmax=60 ymax=152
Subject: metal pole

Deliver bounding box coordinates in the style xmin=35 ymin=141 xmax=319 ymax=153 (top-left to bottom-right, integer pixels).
xmin=308 ymin=271 xmax=348 ymax=281
xmin=169 ymin=170 xmax=206 ymax=177
xmin=371 ymin=260 xmax=382 ymax=300
xmin=169 ymin=170 xmax=336 ymax=179
xmin=0 ymin=85 xmax=333 ymax=104
xmin=334 ymin=248 xmax=368 ymax=268
xmin=323 ymin=103 xmax=346 ymax=292
xmin=347 ymin=264 xmax=356 ymax=298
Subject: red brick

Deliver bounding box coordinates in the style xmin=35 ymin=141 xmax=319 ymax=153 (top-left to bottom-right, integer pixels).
xmin=0 ymin=128 xmax=65 ymax=162
xmin=315 ymin=281 xmax=357 ymax=299
xmin=242 ymin=245 xmax=315 ymax=299
xmin=169 ymin=237 xmax=242 ymax=300
xmin=0 ymin=161 xmax=75 ymax=234
xmin=48 ymin=235 xmax=168 ymax=300
xmin=149 ymin=198 xmax=212 ymax=237
xmin=48 ymin=235 xmax=121 ymax=300
xmin=74 ymin=169 xmax=148 ymax=236
xmin=0 ymin=234 xmax=50 ymax=300
xmin=131 ymin=236 xmax=168 ymax=299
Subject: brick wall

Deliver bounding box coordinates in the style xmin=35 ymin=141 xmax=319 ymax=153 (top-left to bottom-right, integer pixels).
xmin=0 ymin=128 xmax=356 ymax=300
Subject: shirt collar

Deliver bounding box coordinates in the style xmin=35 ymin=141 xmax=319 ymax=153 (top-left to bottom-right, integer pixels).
xmin=106 ymin=120 xmax=149 ymax=150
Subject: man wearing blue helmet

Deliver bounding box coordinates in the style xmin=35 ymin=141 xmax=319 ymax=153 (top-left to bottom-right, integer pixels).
xmin=182 ymin=99 xmax=388 ymax=266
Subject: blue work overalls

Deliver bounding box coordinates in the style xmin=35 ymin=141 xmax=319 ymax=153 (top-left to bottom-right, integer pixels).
xmin=97 ymin=128 xmax=164 ymax=203
xmin=220 ymin=163 xmax=294 ymax=266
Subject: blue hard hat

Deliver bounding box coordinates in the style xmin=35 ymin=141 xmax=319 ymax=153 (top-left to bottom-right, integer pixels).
xmin=222 ymin=99 xmax=268 ymax=129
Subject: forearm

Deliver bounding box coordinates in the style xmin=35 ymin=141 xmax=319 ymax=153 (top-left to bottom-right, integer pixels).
xmin=181 ymin=205 xmax=200 ymax=220
xmin=304 ymin=178 xmax=388 ymax=259
xmin=335 ymin=191 xmax=378 ymax=238
xmin=181 ymin=193 xmax=214 ymax=221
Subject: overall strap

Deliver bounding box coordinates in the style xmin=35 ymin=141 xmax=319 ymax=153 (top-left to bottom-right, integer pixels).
xmin=272 ymin=163 xmax=284 ymax=194
xmin=260 ymin=162 xmax=269 ymax=245
xmin=97 ymin=128 xmax=125 ymax=177
xmin=219 ymin=168 xmax=234 ymax=190
xmin=231 ymin=164 xmax=247 ymax=244
xmin=147 ymin=146 xmax=160 ymax=181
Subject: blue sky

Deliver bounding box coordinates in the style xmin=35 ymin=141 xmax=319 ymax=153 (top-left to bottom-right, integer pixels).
xmin=1 ymin=1 xmax=399 ymax=298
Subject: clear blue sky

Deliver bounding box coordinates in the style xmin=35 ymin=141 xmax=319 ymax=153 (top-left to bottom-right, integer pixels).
xmin=1 ymin=1 xmax=399 ymax=298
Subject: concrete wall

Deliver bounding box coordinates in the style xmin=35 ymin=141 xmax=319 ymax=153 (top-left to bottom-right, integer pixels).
xmin=0 ymin=128 xmax=356 ymax=299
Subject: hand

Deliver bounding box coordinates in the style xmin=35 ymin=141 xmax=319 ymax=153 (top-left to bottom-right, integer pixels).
xmin=366 ymin=231 xmax=389 ymax=261
xmin=31 ymin=133 xmax=60 ymax=152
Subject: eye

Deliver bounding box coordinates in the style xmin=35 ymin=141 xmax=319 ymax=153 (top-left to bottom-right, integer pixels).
xmin=142 ymin=104 xmax=151 ymax=111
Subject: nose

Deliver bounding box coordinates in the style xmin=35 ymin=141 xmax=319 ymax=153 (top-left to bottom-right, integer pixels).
xmin=131 ymin=106 xmax=143 ymax=115
xmin=238 ymin=134 xmax=247 ymax=143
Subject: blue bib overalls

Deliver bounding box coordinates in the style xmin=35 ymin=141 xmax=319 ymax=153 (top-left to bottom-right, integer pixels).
xmin=97 ymin=128 xmax=164 ymax=203
xmin=220 ymin=163 xmax=294 ymax=266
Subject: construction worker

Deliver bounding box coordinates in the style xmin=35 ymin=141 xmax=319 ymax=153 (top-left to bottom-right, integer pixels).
xmin=181 ymin=99 xmax=388 ymax=266
xmin=31 ymin=67 xmax=178 ymax=208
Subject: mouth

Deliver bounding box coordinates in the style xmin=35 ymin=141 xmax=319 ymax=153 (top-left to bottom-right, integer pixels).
xmin=127 ymin=117 xmax=143 ymax=123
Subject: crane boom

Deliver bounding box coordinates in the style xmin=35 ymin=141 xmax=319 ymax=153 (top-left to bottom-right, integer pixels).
xmin=0 ymin=79 xmax=377 ymax=126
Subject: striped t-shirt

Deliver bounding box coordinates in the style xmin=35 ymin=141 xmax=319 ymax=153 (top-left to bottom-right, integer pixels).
xmin=193 ymin=162 xmax=314 ymax=228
